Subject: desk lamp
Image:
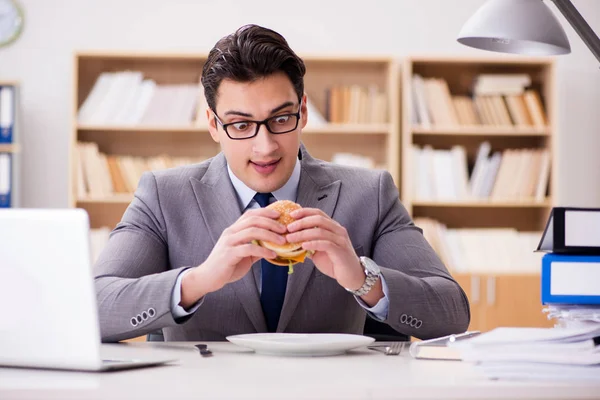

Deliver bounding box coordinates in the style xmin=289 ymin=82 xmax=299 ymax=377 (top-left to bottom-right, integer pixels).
xmin=457 ymin=0 xmax=600 ymax=65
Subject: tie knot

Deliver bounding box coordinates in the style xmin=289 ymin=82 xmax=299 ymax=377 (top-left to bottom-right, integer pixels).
xmin=254 ymin=192 xmax=273 ymax=208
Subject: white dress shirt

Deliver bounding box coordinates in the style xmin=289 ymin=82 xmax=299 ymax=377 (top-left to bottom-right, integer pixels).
xmin=171 ymin=158 xmax=390 ymax=321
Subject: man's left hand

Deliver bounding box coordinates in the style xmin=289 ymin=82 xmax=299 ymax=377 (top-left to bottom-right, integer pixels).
xmin=285 ymin=207 xmax=365 ymax=291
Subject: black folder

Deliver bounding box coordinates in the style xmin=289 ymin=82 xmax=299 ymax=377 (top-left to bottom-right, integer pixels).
xmin=537 ymin=207 xmax=600 ymax=254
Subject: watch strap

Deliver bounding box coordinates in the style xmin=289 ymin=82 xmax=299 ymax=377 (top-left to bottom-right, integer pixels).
xmin=345 ymin=259 xmax=380 ymax=296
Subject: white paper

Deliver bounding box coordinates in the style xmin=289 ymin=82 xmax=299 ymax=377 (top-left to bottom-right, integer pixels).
xmin=456 ymin=326 xmax=600 ymax=346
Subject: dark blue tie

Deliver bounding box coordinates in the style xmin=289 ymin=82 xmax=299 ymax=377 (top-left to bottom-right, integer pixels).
xmin=254 ymin=192 xmax=288 ymax=332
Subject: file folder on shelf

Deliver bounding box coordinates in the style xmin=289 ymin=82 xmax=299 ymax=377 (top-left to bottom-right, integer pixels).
xmin=0 ymin=152 xmax=11 ymax=207
xmin=0 ymin=85 xmax=15 ymax=144
xmin=541 ymin=253 xmax=600 ymax=305
xmin=537 ymin=207 xmax=600 ymax=255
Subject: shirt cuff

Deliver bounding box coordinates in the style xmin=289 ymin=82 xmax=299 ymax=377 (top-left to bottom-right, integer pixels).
xmin=171 ymin=268 xmax=203 ymax=319
xmin=353 ymin=273 xmax=390 ymax=321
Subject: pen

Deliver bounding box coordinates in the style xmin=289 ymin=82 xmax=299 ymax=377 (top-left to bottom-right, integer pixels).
xmin=448 ymin=331 xmax=481 ymax=343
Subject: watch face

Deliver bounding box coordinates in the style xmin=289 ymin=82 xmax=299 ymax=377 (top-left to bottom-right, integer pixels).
xmin=360 ymin=257 xmax=381 ymax=275
xmin=0 ymin=0 xmax=23 ymax=47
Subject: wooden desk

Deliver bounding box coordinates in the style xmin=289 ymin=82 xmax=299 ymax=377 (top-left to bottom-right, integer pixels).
xmin=1 ymin=342 xmax=598 ymax=400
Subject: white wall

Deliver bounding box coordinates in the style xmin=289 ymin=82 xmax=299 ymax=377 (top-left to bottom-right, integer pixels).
xmin=0 ymin=0 xmax=598 ymax=208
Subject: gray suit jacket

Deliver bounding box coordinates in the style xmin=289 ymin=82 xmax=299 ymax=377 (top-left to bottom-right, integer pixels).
xmin=94 ymin=145 xmax=470 ymax=342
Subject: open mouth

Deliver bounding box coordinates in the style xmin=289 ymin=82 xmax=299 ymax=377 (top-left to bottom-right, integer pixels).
xmin=251 ymin=159 xmax=280 ymax=174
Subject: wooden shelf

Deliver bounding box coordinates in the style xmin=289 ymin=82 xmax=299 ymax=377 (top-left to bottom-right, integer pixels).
xmin=406 ymin=55 xmax=556 ymax=66
xmin=77 ymin=123 xmax=391 ymax=135
xmin=77 ymin=124 xmax=208 ymax=133
xmin=452 ymin=273 xmax=554 ymax=332
xmin=402 ymin=57 xmax=557 ymax=332
xmin=71 ymin=52 xmax=401 ymax=223
xmin=77 ymin=195 xmax=133 ymax=204
xmin=412 ymin=126 xmax=550 ymax=136
xmin=459 ymin=271 xmax=542 ymax=277
xmin=0 ymin=144 xmax=20 ymax=153
xmin=76 ymin=51 xmax=207 ymax=61
xmin=412 ymin=200 xmax=552 ymax=208
xmin=304 ymin=124 xmax=390 ymax=135
xmin=76 ymin=199 xmax=553 ymax=219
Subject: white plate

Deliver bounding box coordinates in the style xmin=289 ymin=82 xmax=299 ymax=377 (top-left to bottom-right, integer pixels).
xmin=226 ymin=333 xmax=375 ymax=357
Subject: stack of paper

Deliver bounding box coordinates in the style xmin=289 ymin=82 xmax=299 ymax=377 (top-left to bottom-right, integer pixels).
xmin=451 ymin=326 xmax=600 ymax=382
xmin=544 ymin=305 xmax=600 ymax=329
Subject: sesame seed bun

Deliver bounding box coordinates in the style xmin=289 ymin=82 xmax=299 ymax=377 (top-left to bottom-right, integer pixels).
xmin=257 ymin=200 xmax=308 ymax=266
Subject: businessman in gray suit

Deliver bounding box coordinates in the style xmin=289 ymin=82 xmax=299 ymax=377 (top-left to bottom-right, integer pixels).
xmin=94 ymin=24 xmax=470 ymax=343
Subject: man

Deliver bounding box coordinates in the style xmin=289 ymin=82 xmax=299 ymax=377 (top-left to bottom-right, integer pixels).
xmin=94 ymin=24 xmax=470 ymax=343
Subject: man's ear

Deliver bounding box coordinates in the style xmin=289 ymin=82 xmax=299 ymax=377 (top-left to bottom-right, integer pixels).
xmin=206 ymin=108 xmax=220 ymax=143
xmin=300 ymin=93 xmax=308 ymax=129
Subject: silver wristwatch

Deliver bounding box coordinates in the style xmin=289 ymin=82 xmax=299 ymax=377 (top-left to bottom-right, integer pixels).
xmin=345 ymin=256 xmax=381 ymax=296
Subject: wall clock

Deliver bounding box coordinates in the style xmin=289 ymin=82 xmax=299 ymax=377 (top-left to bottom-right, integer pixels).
xmin=0 ymin=0 xmax=23 ymax=48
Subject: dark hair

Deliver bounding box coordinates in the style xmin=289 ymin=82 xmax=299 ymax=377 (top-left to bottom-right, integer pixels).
xmin=201 ymin=24 xmax=306 ymax=111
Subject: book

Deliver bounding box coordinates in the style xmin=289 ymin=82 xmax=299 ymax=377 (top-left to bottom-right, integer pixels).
xmin=541 ymin=253 xmax=600 ymax=305
xmin=408 ymin=331 xmax=480 ymax=360
xmin=304 ymin=96 xmax=327 ymax=127
xmin=473 ymin=73 xmax=532 ymax=96
xmin=537 ymin=207 xmax=600 ymax=254
xmin=412 ymin=75 xmax=431 ymax=128
xmin=75 ymin=142 xmax=207 ymax=198
xmin=523 ymin=89 xmax=548 ymax=127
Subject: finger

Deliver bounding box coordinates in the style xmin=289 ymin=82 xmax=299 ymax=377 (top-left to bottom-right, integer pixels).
xmin=240 ymin=207 xmax=281 ymax=220
xmin=234 ymin=243 xmax=277 ymax=260
xmin=301 ymin=240 xmax=340 ymax=253
xmin=289 ymin=207 xmax=326 ymax=219
xmin=286 ymin=227 xmax=342 ymax=247
xmin=287 ymin=214 xmax=344 ymax=235
xmin=228 ymin=226 xmax=287 ymax=246
xmin=233 ymin=215 xmax=287 ymax=234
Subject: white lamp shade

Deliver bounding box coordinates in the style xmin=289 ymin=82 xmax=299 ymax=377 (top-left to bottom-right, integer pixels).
xmin=458 ymin=0 xmax=571 ymax=56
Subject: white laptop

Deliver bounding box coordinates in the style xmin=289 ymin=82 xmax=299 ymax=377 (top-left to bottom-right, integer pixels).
xmin=0 ymin=208 xmax=174 ymax=371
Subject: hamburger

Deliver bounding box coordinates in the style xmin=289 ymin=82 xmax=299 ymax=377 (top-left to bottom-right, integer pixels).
xmin=254 ymin=200 xmax=312 ymax=274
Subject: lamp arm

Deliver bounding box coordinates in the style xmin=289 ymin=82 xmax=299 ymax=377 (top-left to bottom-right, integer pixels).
xmin=550 ymin=0 xmax=600 ymax=64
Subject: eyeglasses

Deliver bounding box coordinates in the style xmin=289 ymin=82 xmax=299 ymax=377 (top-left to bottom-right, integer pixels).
xmin=212 ymin=107 xmax=301 ymax=140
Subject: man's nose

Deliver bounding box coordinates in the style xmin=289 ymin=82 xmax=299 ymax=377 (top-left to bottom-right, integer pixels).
xmin=253 ymin=124 xmax=278 ymax=153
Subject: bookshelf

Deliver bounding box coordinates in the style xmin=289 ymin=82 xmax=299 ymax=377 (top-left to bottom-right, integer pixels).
xmin=401 ymin=56 xmax=557 ymax=331
xmin=412 ymin=126 xmax=550 ymax=136
xmin=71 ymin=52 xmax=400 ymax=231
xmin=0 ymin=81 xmax=19 ymax=208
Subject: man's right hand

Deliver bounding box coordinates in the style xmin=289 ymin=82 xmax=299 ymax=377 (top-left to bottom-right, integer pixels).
xmin=179 ymin=208 xmax=287 ymax=309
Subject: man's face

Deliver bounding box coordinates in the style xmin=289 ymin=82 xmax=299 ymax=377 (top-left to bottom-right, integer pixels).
xmin=207 ymin=72 xmax=307 ymax=193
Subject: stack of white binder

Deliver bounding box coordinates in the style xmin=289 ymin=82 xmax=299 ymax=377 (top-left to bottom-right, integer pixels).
xmin=451 ymin=325 xmax=600 ymax=382
xmin=536 ymin=206 xmax=600 ymax=334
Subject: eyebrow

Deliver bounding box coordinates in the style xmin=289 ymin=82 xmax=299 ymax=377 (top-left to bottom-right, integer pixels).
xmin=223 ymin=101 xmax=297 ymax=118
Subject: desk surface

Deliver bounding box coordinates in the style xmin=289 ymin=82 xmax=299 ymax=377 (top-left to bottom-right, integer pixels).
xmin=1 ymin=342 xmax=599 ymax=400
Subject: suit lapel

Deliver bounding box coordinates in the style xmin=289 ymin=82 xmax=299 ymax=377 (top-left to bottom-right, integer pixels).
xmin=190 ymin=153 xmax=267 ymax=333
xmin=190 ymin=153 xmax=240 ymax=245
xmin=277 ymin=147 xmax=341 ymax=332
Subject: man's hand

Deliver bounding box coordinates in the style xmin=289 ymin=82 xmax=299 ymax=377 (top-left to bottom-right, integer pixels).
xmin=180 ymin=208 xmax=286 ymax=308
xmin=285 ymin=208 xmax=383 ymax=306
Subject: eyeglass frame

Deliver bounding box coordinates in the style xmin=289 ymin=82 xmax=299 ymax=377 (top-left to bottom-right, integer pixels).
xmin=211 ymin=102 xmax=303 ymax=140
